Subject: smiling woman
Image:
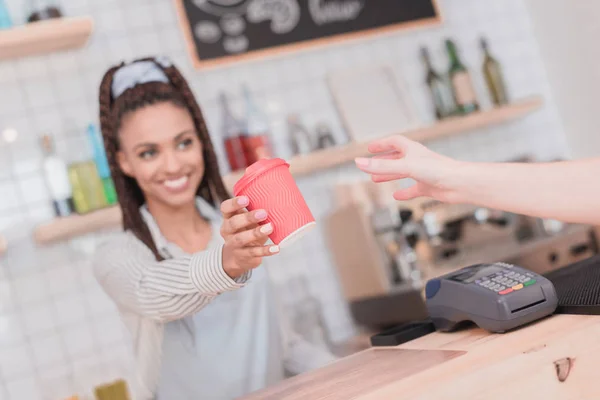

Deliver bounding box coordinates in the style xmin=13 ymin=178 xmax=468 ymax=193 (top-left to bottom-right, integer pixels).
xmin=92 ymin=57 xmax=336 ymax=400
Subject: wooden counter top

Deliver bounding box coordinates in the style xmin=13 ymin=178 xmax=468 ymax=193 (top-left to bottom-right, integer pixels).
xmin=241 ymin=314 xmax=600 ymax=399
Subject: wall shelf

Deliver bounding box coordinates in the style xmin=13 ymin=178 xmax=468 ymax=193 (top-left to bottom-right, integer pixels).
xmin=0 ymin=16 xmax=94 ymax=61
xmin=32 ymin=97 xmax=543 ymax=245
xmin=34 ymin=206 xmax=121 ymax=246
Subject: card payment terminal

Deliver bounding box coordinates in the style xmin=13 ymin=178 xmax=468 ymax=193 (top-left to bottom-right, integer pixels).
xmin=425 ymin=262 xmax=558 ymax=333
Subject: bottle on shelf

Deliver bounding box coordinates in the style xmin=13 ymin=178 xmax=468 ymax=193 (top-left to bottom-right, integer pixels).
xmin=421 ymin=47 xmax=456 ymax=119
xmin=286 ymin=114 xmax=314 ymax=156
xmin=220 ymin=92 xmax=249 ymax=172
xmin=445 ymin=39 xmax=479 ymax=115
xmin=40 ymin=134 xmax=74 ymax=218
xmin=87 ymin=123 xmax=117 ymax=205
xmin=0 ymin=0 xmax=13 ymax=29
xmin=68 ymin=161 xmax=107 ymax=214
xmin=315 ymin=122 xmax=336 ymax=149
xmin=241 ymin=85 xmax=273 ymax=165
xmin=481 ymin=37 xmax=509 ymax=106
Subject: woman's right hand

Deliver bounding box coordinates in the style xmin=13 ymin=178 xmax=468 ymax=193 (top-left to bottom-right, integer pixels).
xmin=219 ymin=196 xmax=279 ymax=279
xmin=354 ymin=135 xmax=464 ymax=203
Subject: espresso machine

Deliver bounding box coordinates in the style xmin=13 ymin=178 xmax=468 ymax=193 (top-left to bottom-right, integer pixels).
xmin=324 ymin=182 xmax=430 ymax=329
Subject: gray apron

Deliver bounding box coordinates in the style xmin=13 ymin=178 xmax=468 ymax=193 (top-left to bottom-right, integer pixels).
xmin=156 ymin=222 xmax=285 ymax=399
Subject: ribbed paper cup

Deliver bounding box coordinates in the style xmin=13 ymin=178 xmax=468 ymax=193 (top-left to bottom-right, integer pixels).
xmin=233 ymin=158 xmax=316 ymax=248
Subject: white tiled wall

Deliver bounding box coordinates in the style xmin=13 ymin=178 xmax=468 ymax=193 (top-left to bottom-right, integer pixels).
xmin=0 ymin=0 xmax=568 ymax=398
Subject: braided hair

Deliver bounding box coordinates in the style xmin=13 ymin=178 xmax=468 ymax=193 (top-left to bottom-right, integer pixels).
xmin=98 ymin=57 xmax=230 ymax=261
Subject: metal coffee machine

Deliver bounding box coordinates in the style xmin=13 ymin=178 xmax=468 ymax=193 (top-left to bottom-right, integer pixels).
xmin=324 ymin=183 xmax=430 ymax=329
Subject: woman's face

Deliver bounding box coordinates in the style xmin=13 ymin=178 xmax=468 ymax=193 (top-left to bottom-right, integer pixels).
xmin=117 ymin=101 xmax=205 ymax=209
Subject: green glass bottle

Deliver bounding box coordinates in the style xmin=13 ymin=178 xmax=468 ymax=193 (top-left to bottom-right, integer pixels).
xmin=481 ymin=37 xmax=509 ymax=106
xmin=421 ymin=47 xmax=456 ymax=119
xmin=445 ymin=39 xmax=479 ymax=114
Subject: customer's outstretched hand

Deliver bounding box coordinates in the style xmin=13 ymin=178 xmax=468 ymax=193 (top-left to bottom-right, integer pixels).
xmin=354 ymin=135 xmax=462 ymax=203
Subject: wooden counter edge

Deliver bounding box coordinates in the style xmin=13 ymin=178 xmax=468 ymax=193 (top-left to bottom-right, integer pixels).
xmin=241 ymin=314 xmax=600 ymax=400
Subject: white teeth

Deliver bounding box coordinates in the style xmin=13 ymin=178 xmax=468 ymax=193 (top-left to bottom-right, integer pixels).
xmin=164 ymin=176 xmax=188 ymax=189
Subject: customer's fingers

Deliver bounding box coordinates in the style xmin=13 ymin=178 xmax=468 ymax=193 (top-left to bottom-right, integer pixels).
xmin=371 ymin=173 xmax=409 ymax=183
xmin=222 ymin=209 xmax=268 ymax=236
xmin=393 ymin=185 xmax=423 ymax=200
xmin=220 ymin=196 xmax=250 ymax=219
xmin=367 ymin=135 xmax=411 ymax=154
xmin=354 ymin=157 xmax=408 ymax=175
xmin=373 ymin=151 xmax=402 ymax=160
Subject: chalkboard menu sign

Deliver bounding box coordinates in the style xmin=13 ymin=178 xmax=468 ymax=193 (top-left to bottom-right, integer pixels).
xmin=173 ymin=0 xmax=441 ymax=69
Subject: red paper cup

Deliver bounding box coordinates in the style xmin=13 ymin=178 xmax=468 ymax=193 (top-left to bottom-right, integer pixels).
xmin=233 ymin=158 xmax=316 ymax=248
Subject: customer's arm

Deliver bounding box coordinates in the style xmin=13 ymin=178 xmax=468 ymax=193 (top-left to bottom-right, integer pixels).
xmin=354 ymin=135 xmax=600 ymax=225
xmin=93 ymin=232 xmax=250 ymax=323
xmin=450 ymin=158 xmax=600 ymax=224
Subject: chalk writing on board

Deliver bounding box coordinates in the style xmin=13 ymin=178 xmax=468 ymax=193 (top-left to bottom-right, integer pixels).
xmin=223 ymin=35 xmax=249 ymax=52
xmin=247 ymin=0 xmax=300 ymax=34
xmin=192 ymin=0 xmax=251 ymax=17
xmin=195 ymin=21 xmax=221 ymax=43
xmin=220 ymin=14 xmax=245 ymax=35
xmin=308 ymin=0 xmax=365 ymax=25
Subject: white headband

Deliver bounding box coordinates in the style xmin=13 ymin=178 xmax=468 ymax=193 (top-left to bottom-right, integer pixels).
xmin=111 ymin=57 xmax=173 ymax=99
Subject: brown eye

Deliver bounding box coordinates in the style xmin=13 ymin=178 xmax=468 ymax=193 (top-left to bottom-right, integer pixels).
xmin=138 ymin=149 xmax=157 ymax=160
xmin=177 ymin=138 xmax=194 ymax=150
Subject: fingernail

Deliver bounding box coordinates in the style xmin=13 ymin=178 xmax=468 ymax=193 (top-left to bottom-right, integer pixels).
xmin=269 ymin=245 xmax=279 ymax=253
xmin=355 ymin=158 xmax=369 ymax=167
xmin=260 ymin=223 xmax=273 ymax=234
xmin=237 ymin=196 xmax=249 ymax=206
xmin=255 ymin=210 xmax=267 ymax=220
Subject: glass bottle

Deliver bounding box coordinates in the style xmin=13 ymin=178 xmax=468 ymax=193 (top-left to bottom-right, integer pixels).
xmin=446 ymin=39 xmax=479 ymax=115
xmin=481 ymin=37 xmax=509 ymax=106
xmin=421 ymin=47 xmax=456 ymax=119
xmin=0 ymin=0 xmax=13 ymax=29
xmin=220 ymin=92 xmax=248 ymax=171
xmin=241 ymin=85 xmax=272 ymax=165
xmin=286 ymin=114 xmax=314 ymax=156
xmin=87 ymin=123 xmax=117 ymax=205
xmin=40 ymin=134 xmax=74 ymax=217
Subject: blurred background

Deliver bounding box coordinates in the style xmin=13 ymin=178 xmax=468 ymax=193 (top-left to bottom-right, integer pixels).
xmin=0 ymin=0 xmax=599 ymax=398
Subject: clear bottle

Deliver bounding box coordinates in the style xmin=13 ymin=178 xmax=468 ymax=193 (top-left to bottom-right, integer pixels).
xmin=220 ymin=92 xmax=248 ymax=171
xmin=481 ymin=37 xmax=509 ymax=106
xmin=40 ymin=134 xmax=74 ymax=217
xmin=446 ymin=39 xmax=479 ymax=115
xmin=286 ymin=114 xmax=314 ymax=156
xmin=241 ymin=85 xmax=273 ymax=165
xmin=315 ymin=122 xmax=336 ymax=149
xmin=421 ymin=47 xmax=456 ymax=119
